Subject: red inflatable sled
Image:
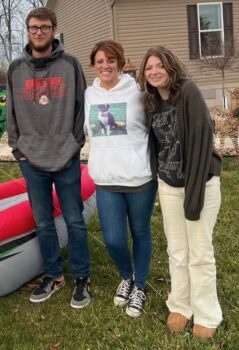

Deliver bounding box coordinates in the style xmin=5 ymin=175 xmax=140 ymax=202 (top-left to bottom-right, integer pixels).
xmin=0 ymin=164 xmax=96 ymax=296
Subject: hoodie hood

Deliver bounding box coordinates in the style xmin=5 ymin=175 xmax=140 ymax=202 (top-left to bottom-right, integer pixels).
xmin=23 ymin=39 xmax=64 ymax=67
xmin=22 ymin=39 xmax=64 ymax=103
xmin=92 ymin=74 xmax=137 ymax=93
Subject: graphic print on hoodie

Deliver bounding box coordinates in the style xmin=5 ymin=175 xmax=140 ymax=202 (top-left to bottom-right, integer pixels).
xmin=21 ymin=76 xmax=67 ymax=104
xmin=85 ymin=74 xmax=153 ymax=186
xmin=89 ymin=103 xmax=127 ymax=137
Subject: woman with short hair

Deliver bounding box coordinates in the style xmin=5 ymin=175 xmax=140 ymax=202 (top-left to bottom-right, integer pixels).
xmin=84 ymin=40 xmax=158 ymax=317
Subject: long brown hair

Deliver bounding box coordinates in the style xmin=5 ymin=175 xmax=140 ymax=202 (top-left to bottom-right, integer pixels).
xmin=138 ymin=46 xmax=188 ymax=111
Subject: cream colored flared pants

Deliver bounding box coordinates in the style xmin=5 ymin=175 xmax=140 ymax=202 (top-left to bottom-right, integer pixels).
xmin=159 ymin=176 xmax=222 ymax=328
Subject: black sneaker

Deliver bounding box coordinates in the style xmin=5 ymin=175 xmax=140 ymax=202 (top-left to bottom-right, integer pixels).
xmin=71 ymin=277 xmax=90 ymax=309
xmin=29 ymin=276 xmax=65 ymax=303
xmin=114 ymin=278 xmax=134 ymax=307
xmin=126 ymin=286 xmax=146 ymax=317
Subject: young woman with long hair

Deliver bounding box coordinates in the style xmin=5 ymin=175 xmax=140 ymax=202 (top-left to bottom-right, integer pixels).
xmin=138 ymin=46 xmax=222 ymax=338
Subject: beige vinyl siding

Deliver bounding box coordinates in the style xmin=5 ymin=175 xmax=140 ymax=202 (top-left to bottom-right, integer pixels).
xmin=51 ymin=0 xmax=112 ymax=83
xmin=48 ymin=0 xmax=239 ymax=106
xmin=115 ymin=0 xmax=239 ymax=104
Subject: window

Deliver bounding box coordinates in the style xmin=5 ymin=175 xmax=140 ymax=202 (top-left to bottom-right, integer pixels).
xmin=55 ymin=32 xmax=64 ymax=44
xmin=187 ymin=2 xmax=234 ymax=59
xmin=198 ymin=3 xmax=223 ymax=56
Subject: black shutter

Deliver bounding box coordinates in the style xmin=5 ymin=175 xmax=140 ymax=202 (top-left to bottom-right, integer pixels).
xmin=223 ymin=3 xmax=234 ymax=56
xmin=187 ymin=5 xmax=200 ymax=59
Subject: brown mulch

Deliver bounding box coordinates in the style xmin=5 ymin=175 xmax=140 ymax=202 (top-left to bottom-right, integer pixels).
xmin=1 ymin=109 xmax=238 ymax=158
xmin=0 ymin=132 xmax=89 ymax=161
xmin=210 ymin=107 xmax=239 ymax=156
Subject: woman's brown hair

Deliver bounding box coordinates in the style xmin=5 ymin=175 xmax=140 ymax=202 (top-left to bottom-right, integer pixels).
xmin=138 ymin=46 xmax=188 ymax=110
xmin=90 ymin=40 xmax=126 ymax=71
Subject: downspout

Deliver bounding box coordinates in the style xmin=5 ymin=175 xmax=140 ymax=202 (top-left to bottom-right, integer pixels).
xmin=109 ymin=0 xmax=116 ymax=40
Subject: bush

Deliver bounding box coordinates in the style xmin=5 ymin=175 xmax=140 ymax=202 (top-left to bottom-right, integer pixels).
xmin=233 ymin=107 xmax=239 ymax=117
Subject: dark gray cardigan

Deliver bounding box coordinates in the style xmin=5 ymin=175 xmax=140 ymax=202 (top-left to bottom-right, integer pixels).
xmin=148 ymin=79 xmax=221 ymax=221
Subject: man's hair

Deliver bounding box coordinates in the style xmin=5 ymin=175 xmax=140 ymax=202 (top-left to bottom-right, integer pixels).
xmin=90 ymin=40 xmax=126 ymax=71
xmin=25 ymin=7 xmax=57 ymax=27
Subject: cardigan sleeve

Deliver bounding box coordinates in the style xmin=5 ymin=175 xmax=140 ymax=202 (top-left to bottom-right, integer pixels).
xmin=182 ymin=81 xmax=214 ymax=220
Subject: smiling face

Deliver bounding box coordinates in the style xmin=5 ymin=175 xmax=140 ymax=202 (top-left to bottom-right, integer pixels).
xmin=94 ymin=50 xmax=119 ymax=90
xmin=28 ymin=17 xmax=55 ymax=58
xmin=144 ymin=55 xmax=170 ymax=98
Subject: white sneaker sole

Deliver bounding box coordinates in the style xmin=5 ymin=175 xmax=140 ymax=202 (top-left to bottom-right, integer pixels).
xmin=114 ymin=297 xmax=129 ymax=307
xmin=71 ymin=297 xmax=90 ymax=309
xmin=126 ymin=306 xmax=143 ymax=318
xmin=29 ymin=281 xmax=65 ymax=303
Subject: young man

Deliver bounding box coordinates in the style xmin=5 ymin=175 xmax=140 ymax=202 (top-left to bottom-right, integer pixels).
xmin=7 ymin=7 xmax=90 ymax=309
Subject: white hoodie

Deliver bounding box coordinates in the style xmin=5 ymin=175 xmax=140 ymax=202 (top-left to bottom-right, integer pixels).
xmin=84 ymin=74 xmax=152 ymax=186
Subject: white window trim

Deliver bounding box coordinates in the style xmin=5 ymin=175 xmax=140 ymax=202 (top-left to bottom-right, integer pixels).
xmin=197 ymin=2 xmax=224 ymax=58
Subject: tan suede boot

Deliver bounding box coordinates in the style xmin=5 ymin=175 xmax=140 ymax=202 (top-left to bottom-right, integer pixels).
xmin=193 ymin=324 xmax=216 ymax=339
xmin=167 ymin=312 xmax=188 ymax=332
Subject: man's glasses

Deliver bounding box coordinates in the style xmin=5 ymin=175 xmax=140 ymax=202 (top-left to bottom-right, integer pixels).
xmin=28 ymin=25 xmax=53 ymax=34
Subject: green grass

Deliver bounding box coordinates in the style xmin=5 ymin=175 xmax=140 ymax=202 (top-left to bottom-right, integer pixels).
xmin=0 ymin=158 xmax=238 ymax=350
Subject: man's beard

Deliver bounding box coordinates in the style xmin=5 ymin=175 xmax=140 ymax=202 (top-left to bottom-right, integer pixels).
xmin=29 ymin=36 xmax=54 ymax=53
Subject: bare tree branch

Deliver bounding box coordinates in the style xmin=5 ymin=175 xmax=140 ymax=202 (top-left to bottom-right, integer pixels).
xmin=200 ymin=38 xmax=239 ymax=107
xmin=26 ymin=0 xmax=45 ymax=8
xmin=0 ymin=0 xmax=45 ymax=64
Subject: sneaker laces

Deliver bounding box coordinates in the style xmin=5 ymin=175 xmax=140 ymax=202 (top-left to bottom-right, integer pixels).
xmin=116 ymin=279 xmax=133 ymax=298
xmin=128 ymin=287 xmax=146 ymax=309
xmin=37 ymin=276 xmax=52 ymax=291
xmin=35 ymin=276 xmax=54 ymax=294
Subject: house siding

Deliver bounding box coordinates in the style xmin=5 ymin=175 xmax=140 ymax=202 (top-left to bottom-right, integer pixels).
xmin=114 ymin=0 xmax=239 ymax=106
xmin=50 ymin=0 xmax=112 ymax=83
xmin=47 ymin=0 xmax=239 ymax=106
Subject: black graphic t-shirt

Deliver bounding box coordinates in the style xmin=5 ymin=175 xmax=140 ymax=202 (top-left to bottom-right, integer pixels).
xmin=152 ymin=100 xmax=185 ymax=187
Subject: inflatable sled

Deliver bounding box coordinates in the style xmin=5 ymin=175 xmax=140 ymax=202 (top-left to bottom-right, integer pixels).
xmin=0 ymin=164 xmax=96 ymax=297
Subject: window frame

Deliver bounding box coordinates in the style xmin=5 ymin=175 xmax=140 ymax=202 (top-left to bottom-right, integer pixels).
xmin=55 ymin=32 xmax=64 ymax=44
xmin=197 ymin=2 xmax=224 ymax=58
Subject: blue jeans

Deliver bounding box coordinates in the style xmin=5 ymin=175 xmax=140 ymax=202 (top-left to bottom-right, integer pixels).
xmin=19 ymin=158 xmax=90 ymax=279
xmin=96 ymin=183 xmax=158 ymax=289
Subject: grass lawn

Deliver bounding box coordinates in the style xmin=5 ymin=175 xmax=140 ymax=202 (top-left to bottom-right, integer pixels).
xmin=0 ymin=158 xmax=238 ymax=350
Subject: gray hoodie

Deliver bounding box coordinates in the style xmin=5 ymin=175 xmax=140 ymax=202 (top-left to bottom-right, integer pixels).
xmin=7 ymin=39 xmax=86 ymax=171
